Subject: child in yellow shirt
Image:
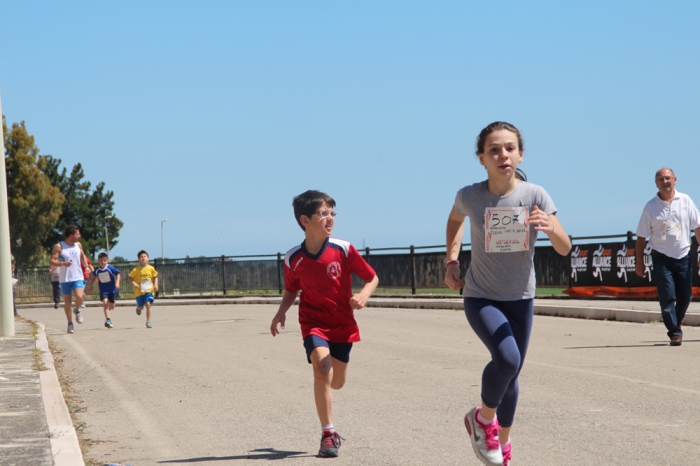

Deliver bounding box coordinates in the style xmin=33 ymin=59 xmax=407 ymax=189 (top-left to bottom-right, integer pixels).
xmin=128 ymin=250 xmax=159 ymax=328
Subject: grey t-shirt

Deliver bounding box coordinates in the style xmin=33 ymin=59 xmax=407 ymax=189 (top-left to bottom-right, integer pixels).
xmin=455 ymin=180 xmax=557 ymax=300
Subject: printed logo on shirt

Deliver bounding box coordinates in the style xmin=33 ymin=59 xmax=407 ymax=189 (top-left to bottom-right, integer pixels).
xmin=327 ymin=261 xmax=342 ymax=280
xmin=615 ymin=245 xmax=636 ymax=283
xmin=592 ymin=245 xmax=612 ymax=282
xmin=293 ymin=256 xmax=304 ymax=272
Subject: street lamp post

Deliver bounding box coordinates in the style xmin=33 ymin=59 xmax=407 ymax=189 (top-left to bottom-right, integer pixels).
xmin=161 ymin=219 xmax=168 ymax=261
xmin=0 ymin=95 xmax=14 ymax=336
xmin=160 ymin=219 xmax=168 ymax=297
xmin=104 ymin=215 xmax=113 ymax=257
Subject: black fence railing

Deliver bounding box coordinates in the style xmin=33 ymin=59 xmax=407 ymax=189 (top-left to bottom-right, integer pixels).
xmin=14 ymin=233 xmax=639 ymax=300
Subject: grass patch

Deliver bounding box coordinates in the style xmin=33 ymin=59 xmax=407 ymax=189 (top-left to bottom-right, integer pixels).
xmin=535 ymin=287 xmax=567 ymax=296
xmin=31 ymin=348 xmax=48 ymax=371
xmin=17 ymin=317 xmax=48 ymax=371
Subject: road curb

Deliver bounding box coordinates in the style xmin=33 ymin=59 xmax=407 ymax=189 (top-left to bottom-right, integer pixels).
xmin=21 ymin=298 xmax=699 ymax=327
xmin=36 ymin=323 xmax=85 ymax=466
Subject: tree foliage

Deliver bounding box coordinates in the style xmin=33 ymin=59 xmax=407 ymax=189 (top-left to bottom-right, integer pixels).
xmin=3 ymin=115 xmax=124 ymax=264
xmin=40 ymin=156 xmax=124 ymax=258
xmin=3 ymin=117 xmax=65 ymax=265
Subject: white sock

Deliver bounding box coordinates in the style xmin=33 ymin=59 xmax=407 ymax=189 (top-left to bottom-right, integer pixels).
xmin=477 ymin=410 xmax=496 ymax=425
xmin=322 ymin=424 xmax=335 ymax=434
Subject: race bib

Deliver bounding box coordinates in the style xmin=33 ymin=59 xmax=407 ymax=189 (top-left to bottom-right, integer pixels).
xmin=661 ymin=221 xmax=681 ymax=241
xmin=485 ymin=207 xmax=529 ymax=253
xmin=140 ymin=279 xmax=153 ymax=292
xmin=97 ymin=271 xmax=112 ymax=283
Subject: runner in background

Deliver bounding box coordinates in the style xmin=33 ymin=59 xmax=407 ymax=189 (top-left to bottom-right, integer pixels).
xmin=86 ymin=253 xmax=120 ymax=329
xmin=49 ymin=265 xmax=61 ymax=309
xmin=635 ymin=167 xmax=700 ymax=346
xmin=49 ymin=225 xmax=90 ymax=334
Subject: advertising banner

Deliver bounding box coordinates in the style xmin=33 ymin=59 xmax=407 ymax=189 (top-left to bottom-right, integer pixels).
xmin=565 ymin=240 xmax=700 ymax=297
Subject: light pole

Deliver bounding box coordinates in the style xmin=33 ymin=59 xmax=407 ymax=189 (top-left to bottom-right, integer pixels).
xmin=0 ymin=95 xmax=14 ymax=336
xmin=161 ymin=219 xmax=168 ymax=261
xmin=160 ymin=219 xmax=168 ymax=297
xmin=104 ymin=215 xmax=113 ymax=257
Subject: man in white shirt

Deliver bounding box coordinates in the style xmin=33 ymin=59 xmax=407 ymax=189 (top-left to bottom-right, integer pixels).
xmin=635 ymin=168 xmax=700 ymax=346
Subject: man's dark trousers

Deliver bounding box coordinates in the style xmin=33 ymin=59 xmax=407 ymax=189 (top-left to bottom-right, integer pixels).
xmin=651 ymin=251 xmax=692 ymax=338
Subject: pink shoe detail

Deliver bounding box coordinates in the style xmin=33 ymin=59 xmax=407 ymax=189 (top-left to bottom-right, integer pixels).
xmin=502 ymin=442 xmax=512 ymax=466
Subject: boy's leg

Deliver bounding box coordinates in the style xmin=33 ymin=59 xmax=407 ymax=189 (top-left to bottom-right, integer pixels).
xmin=102 ymin=298 xmax=110 ymax=319
xmin=330 ymin=357 xmax=348 ymax=390
xmin=145 ymin=301 xmax=152 ymax=321
xmin=309 ymin=346 xmax=334 ymax=426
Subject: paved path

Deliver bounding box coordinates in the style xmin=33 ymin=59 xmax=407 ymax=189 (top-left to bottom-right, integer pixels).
xmin=10 ymin=301 xmax=700 ymax=465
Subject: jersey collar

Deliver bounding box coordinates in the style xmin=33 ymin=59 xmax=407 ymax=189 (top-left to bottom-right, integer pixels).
xmin=301 ymin=236 xmax=330 ymax=260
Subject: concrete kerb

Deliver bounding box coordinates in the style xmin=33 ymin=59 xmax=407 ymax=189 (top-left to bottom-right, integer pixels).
xmin=20 ymin=297 xmax=699 ymax=326
xmin=36 ymin=323 xmax=85 ymax=466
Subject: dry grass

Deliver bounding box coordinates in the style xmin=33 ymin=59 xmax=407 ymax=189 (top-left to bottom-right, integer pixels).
xmin=48 ymin=336 xmax=105 ymax=466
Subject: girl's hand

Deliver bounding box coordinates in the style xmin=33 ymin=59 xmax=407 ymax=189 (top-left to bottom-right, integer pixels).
xmin=529 ymin=206 xmax=554 ymax=234
xmin=444 ymin=263 xmax=464 ymax=291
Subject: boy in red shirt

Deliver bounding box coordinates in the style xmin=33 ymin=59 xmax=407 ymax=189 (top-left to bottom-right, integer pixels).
xmin=270 ymin=190 xmax=378 ymax=458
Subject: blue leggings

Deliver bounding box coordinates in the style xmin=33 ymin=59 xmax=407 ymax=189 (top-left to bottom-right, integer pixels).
xmin=464 ymin=297 xmax=534 ymax=428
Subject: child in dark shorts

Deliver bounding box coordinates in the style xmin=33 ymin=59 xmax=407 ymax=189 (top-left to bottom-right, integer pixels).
xmin=86 ymin=252 xmax=120 ymax=329
xmin=270 ymin=190 xmax=379 ymax=458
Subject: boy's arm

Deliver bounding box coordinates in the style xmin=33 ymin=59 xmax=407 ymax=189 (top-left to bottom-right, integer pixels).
xmin=270 ymin=290 xmax=300 ymax=336
xmin=128 ymin=270 xmax=139 ymax=288
xmin=115 ymin=272 xmax=121 ymax=290
xmin=349 ymin=274 xmax=379 ymax=310
xmin=86 ymin=274 xmax=95 ymax=293
xmin=153 ymin=275 xmax=159 ymax=293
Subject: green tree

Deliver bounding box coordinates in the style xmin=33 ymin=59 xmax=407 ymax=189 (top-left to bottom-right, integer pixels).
xmin=3 ymin=117 xmax=65 ymax=265
xmin=41 ymin=156 xmax=123 ymax=258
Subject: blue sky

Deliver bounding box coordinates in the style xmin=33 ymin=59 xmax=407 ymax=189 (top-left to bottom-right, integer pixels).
xmin=1 ymin=1 xmax=699 ymax=260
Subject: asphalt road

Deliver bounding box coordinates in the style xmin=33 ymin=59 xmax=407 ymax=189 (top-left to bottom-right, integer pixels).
xmin=21 ymin=303 xmax=700 ymax=465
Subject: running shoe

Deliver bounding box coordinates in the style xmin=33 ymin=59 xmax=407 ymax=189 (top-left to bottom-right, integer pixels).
xmin=74 ymin=309 xmax=84 ymax=324
xmin=318 ymin=430 xmax=343 ymax=458
xmin=670 ymin=335 xmax=682 ymax=346
xmin=67 ymin=322 xmax=74 ymax=334
xmin=502 ymin=442 xmax=512 ymax=466
xmin=105 ymin=319 xmax=113 ymax=329
xmin=464 ymin=406 xmax=503 ymax=466
xmin=81 ymin=302 xmax=85 ymax=308
xmin=136 ymin=307 xmax=142 ymax=316
xmin=54 ymin=303 xmax=59 ymax=309
xmin=146 ymin=321 xmax=152 ymax=328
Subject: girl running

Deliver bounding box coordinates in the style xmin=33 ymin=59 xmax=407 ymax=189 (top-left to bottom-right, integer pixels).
xmin=444 ymin=122 xmax=571 ymax=465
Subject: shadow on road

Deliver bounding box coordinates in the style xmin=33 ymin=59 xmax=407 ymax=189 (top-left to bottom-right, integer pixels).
xmin=158 ymin=448 xmax=312 ymax=462
xmin=564 ymin=339 xmax=699 ymax=349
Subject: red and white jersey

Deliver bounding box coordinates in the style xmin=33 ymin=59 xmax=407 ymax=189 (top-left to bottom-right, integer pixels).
xmin=284 ymin=237 xmax=376 ymax=343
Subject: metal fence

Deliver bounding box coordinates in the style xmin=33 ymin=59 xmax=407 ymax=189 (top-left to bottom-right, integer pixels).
xmin=14 ymin=233 xmax=634 ymax=300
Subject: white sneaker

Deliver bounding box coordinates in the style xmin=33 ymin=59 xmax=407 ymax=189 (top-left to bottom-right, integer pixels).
xmin=464 ymin=406 xmax=503 ymax=466
xmin=67 ymin=322 xmax=74 ymax=334
xmin=74 ymin=309 xmax=84 ymax=324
